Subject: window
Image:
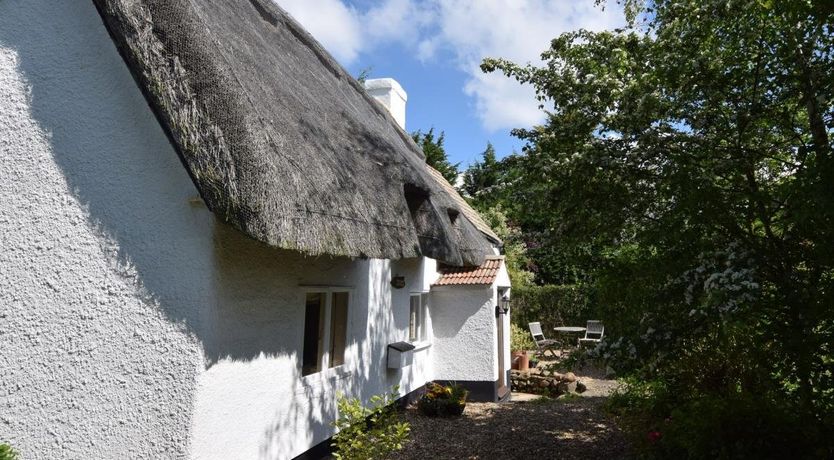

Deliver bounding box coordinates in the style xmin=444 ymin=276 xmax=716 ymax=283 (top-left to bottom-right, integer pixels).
xmin=408 ymin=293 xmax=428 ymax=342
xmin=330 ymin=292 xmax=349 ymax=367
xmin=302 ymin=290 xmax=350 ymax=376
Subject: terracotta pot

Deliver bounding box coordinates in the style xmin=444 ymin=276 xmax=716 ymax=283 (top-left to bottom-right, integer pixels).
xmin=511 ymin=350 xmax=529 ymax=372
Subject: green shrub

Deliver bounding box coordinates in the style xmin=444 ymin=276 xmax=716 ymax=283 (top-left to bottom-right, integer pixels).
xmin=511 ymin=284 xmax=593 ymax=331
xmin=0 ymin=444 xmax=18 ymax=460
xmin=606 ymin=378 xmax=833 ymax=459
xmin=554 ymin=346 xmax=595 ymax=372
xmin=656 ymin=395 xmax=813 ymax=459
xmin=331 ymin=387 xmax=410 ymax=460
xmin=605 ymin=377 xmax=672 ymax=418
xmin=510 ymin=323 xmax=535 ymax=351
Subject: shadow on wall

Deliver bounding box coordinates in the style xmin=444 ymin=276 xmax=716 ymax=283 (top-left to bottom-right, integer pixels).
xmin=258 ymin=259 xmax=399 ymax=457
xmin=430 ymin=287 xmax=492 ymax=339
xmin=209 ymin=222 xmax=301 ymax=366
xmin=1 ymin=1 xmax=405 ymax=457
xmin=0 ymin=0 xmax=296 ymax=367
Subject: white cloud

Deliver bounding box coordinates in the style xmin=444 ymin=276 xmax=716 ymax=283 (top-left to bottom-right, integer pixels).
xmin=364 ymin=0 xmax=433 ymax=44
xmin=274 ymin=0 xmax=430 ymax=64
xmin=464 ymin=70 xmax=542 ymax=131
xmin=429 ymin=0 xmax=624 ymax=131
xmin=273 ymin=0 xmax=623 ymax=132
xmin=274 ymin=0 xmax=364 ymax=63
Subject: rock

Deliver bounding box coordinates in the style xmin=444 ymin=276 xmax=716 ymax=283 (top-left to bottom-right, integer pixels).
xmin=555 ymin=382 xmax=568 ymax=395
xmin=557 ymin=381 xmax=577 ymax=394
xmin=576 ymin=381 xmax=587 ymax=393
xmin=564 ymin=372 xmax=577 ymax=383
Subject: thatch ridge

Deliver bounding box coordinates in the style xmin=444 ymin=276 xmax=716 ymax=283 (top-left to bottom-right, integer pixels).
xmin=92 ymin=0 xmax=494 ymax=266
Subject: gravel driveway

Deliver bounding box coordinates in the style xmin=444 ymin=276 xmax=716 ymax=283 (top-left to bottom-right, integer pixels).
xmin=396 ymin=367 xmax=629 ymax=459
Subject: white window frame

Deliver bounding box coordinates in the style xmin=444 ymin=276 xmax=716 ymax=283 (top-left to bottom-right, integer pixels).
xmin=300 ymin=287 xmax=353 ymax=376
xmin=408 ymin=292 xmax=429 ymax=344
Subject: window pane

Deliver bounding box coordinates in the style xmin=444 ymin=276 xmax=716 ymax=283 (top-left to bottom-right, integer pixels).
xmin=302 ymin=293 xmax=325 ymax=376
xmin=330 ymin=292 xmax=349 ymax=367
xmin=409 ymin=295 xmax=420 ymax=341
xmin=420 ymin=293 xmax=429 ymax=340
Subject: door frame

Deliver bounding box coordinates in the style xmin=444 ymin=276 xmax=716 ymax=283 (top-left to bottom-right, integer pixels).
xmin=496 ymin=287 xmax=510 ymax=400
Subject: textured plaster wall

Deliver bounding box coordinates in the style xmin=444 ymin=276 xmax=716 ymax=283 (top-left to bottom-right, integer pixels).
xmin=0 ymin=1 xmax=205 ymax=457
xmin=430 ymin=286 xmax=496 ymax=382
xmin=198 ymin=254 xmax=434 ymax=460
xmin=0 ymin=2 xmax=434 ymax=459
xmin=389 ymin=258 xmax=434 ymax=394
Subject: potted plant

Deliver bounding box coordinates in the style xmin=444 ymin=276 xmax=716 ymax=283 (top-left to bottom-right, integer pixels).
xmin=418 ymin=382 xmax=468 ymax=417
xmin=510 ymin=323 xmax=535 ymax=371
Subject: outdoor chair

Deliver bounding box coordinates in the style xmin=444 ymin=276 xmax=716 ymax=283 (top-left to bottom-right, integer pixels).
xmin=528 ymin=322 xmax=559 ymax=358
xmin=579 ymin=320 xmax=604 ymax=346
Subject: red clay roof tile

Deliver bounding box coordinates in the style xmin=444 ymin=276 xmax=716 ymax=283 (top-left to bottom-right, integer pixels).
xmin=433 ymin=257 xmax=503 ymax=286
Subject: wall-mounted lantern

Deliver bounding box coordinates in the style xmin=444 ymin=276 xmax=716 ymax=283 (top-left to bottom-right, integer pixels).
xmin=495 ymin=293 xmax=510 ymax=317
xmin=391 ymin=275 xmax=406 ymax=289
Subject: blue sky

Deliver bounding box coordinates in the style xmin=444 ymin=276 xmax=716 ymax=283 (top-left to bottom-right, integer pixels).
xmin=274 ymin=0 xmax=623 ymax=168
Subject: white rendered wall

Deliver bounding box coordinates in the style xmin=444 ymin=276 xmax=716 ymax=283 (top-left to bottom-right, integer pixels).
xmin=389 ymin=258 xmax=435 ymax=395
xmin=193 ymin=253 xmax=434 ymax=459
xmin=0 ymin=2 xmax=434 ymax=459
xmin=0 ymin=2 xmax=205 ymax=457
xmin=430 ymin=286 xmax=496 ymax=382
xmin=417 ymin=257 xmax=439 ymax=292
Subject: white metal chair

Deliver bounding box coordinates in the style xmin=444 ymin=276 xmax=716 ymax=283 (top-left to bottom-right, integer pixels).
xmin=529 ymin=322 xmax=559 ymax=357
xmin=579 ymin=320 xmax=604 ymax=346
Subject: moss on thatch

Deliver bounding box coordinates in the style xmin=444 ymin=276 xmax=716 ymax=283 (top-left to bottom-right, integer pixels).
xmin=92 ymin=0 xmax=495 ymax=266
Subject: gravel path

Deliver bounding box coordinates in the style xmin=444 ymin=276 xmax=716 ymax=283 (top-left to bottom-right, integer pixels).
xmin=397 ymin=366 xmax=629 ymax=459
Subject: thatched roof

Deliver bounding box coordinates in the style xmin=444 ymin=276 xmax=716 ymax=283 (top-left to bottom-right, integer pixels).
xmin=425 ymin=166 xmax=501 ymax=243
xmin=92 ymin=0 xmax=497 ymax=266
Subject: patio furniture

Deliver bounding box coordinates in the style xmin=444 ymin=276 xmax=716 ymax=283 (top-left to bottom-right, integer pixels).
xmin=553 ymin=326 xmax=587 ymax=347
xmin=528 ymin=322 xmax=559 ymax=357
xmin=578 ymin=320 xmax=604 ymax=346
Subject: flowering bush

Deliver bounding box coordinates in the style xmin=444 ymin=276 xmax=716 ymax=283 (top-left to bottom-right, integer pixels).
xmin=417 ymin=382 xmax=468 ymax=417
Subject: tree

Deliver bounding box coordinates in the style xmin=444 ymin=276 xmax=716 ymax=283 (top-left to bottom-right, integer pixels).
xmin=460 ymin=143 xmax=505 ymax=210
xmin=480 ymin=205 xmax=534 ymax=286
xmin=483 ymin=0 xmax=834 ymax=444
xmin=411 ymin=128 xmax=459 ymax=184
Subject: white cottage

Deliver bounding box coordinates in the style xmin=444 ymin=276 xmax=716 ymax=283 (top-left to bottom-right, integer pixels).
xmin=0 ymin=1 xmax=511 ymax=459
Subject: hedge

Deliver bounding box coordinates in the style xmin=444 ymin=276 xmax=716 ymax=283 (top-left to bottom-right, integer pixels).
xmin=510 ymin=284 xmax=594 ymax=332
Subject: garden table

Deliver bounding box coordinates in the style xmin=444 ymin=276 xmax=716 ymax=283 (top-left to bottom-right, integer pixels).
xmin=553 ymin=326 xmax=587 ymax=333
xmin=553 ymin=326 xmax=587 ymax=347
